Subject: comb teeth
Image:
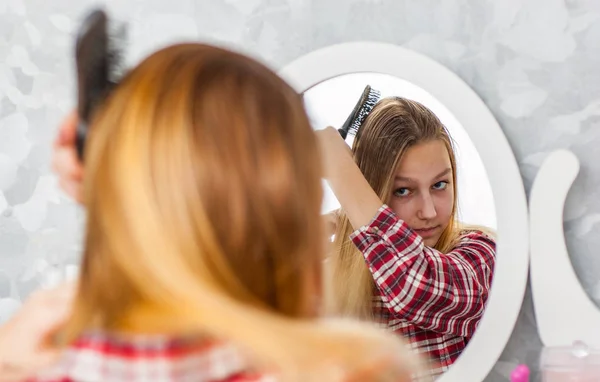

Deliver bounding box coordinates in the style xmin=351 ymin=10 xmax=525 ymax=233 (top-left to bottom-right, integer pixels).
xmin=346 ymin=87 xmax=381 ymax=138
xmin=107 ymin=21 xmax=127 ymax=84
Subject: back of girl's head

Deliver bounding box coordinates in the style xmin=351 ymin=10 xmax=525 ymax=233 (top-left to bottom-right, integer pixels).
xmin=66 ymin=43 xmax=324 ymax=336
xmin=60 ymin=45 xmax=424 ymax=380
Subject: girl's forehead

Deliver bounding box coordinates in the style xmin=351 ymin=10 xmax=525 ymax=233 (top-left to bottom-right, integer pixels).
xmin=395 ymin=141 xmax=452 ymax=175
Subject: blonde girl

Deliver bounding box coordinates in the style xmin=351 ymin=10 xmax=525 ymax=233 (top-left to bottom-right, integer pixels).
xmin=320 ymin=97 xmax=496 ymax=380
xmin=40 ymin=45 xmax=423 ymax=382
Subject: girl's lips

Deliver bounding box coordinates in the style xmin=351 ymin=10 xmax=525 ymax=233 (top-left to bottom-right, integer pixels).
xmin=415 ymin=226 xmax=440 ymax=238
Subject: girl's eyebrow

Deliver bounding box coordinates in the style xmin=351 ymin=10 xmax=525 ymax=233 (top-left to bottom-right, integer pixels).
xmin=394 ymin=167 xmax=451 ymax=182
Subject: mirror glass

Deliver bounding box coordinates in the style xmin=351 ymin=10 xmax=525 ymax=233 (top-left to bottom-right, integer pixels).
xmin=305 ymin=72 xmax=496 ymax=230
xmin=303 ymin=72 xmax=497 ymax=379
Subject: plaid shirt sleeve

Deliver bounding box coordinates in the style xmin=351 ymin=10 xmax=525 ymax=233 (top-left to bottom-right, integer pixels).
xmin=350 ymin=204 xmax=496 ymax=337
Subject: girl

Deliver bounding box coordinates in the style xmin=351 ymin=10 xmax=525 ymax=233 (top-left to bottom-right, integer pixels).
xmin=35 ymin=45 xmax=423 ymax=382
xmin=319 ymin=96 xmax=496 ymax=380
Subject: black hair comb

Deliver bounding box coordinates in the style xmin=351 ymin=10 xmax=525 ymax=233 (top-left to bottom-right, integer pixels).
xmin=74 ymin=8 xmax=125 ymax=160
xmin=338 ymin=85 xmax=381 ymax=141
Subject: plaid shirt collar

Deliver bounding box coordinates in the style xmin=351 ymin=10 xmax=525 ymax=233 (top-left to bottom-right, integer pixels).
xmin=31 ymin=331 xmax=274 ymax=382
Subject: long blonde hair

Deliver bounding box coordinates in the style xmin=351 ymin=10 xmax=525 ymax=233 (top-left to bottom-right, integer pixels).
xmin=330 ymin=97 xmax=494 ymax=320
xmin=60 ymin=44 xmax=421 ymax=380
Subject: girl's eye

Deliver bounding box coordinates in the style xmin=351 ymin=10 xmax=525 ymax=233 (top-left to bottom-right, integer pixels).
xmin=393 ymin=188 xmax=410 ymax=197
xmin=433 ymin=181 xmax=448 ymax=190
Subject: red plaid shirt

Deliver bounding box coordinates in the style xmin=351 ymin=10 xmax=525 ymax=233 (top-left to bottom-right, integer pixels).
xmin=29 ymin=332 xmax=275 ymax=382
xmin=350 ymin=205 xmax=496 ymax=381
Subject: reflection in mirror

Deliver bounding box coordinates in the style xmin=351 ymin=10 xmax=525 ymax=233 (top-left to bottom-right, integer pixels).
xmin=304 ymin=73 xmax=497 ymax=381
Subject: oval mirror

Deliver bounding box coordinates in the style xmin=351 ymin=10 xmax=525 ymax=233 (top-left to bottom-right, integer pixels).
xmin=279 ymin=42 xmax=528 ymax=382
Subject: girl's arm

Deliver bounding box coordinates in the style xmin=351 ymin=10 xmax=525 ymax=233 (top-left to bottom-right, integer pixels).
xmin=0 ymin=282 xmax=75 ymax=381
xmin=351 ymin=205 xmax=495 ymax=337
xmin=316 ymin=127 xmax=384 ymax=229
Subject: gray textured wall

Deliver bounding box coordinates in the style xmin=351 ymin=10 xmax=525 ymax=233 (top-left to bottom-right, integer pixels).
xmin=1 ymin=0 xmax=599 ymax=381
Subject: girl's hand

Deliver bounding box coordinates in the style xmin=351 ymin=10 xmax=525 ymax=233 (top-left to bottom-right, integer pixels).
xmin=51 ymin=111 xmax=84 ymax=204
xmin=0 ymin=282 xmax=76 ymax=381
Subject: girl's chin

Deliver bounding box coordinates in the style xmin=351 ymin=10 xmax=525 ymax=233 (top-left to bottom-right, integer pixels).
xmin=423 ymin=238 xmax=438 ymax=247
xmin=422 ymin=234 xmax=442 ymax=247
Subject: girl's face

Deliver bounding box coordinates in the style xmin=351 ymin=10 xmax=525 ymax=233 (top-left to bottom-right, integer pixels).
xmin=388 ymin=140 xmax=454 ymax=247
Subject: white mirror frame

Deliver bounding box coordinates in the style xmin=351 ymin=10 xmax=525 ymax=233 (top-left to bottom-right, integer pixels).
xmin=279 ymin=41 xmax=529 ymax=382
xmin=530 ymin=149 xmax=600 ymax=348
